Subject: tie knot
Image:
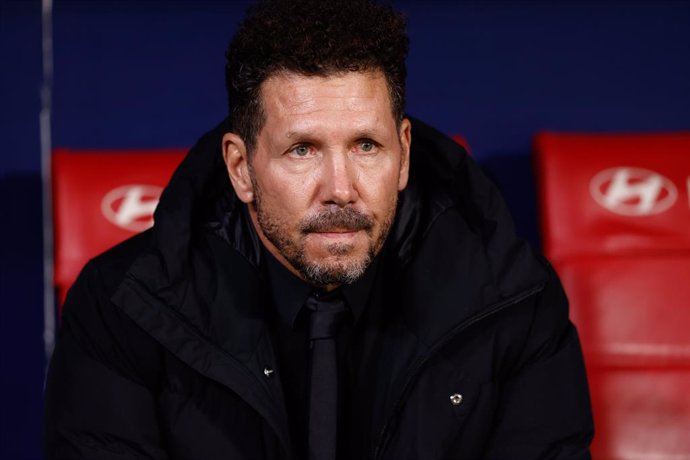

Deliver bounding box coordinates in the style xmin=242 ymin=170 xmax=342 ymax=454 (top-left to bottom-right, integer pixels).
xmin=306 ymin=294 xmax=350 ymax=340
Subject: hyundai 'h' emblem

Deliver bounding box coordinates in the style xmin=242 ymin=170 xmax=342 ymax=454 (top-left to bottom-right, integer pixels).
xmin=589 ymin=167 xmax=677 ymax=216
xmin=101 ymin=184 xmax=163 ymax=232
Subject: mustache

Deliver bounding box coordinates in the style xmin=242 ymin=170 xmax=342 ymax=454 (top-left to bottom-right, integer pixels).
xmin=300 ymin=207 xmax=374 ymax=233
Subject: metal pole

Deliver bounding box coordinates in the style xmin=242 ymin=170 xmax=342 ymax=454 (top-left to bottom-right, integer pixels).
xmin=40 ymin=0 xmax=55 ymax=366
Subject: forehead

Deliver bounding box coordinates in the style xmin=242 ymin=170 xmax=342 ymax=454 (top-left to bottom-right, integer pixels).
xmin=258 ymin=70 xmax=395 ymax=132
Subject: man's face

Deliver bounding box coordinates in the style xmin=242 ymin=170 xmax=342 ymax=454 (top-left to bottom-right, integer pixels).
xmin=224 ymin=70 xmax=411 ymax=288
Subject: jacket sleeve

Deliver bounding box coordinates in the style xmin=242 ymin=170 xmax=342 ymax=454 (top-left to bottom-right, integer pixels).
xmin=483 ymin=271 xmax=594 ymax=460
xmin=44 ymin=260 xmax=169 ymax=460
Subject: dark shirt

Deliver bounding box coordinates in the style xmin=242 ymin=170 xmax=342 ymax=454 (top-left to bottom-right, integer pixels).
xmin=262 ymin=247 xmax=381 ymax=459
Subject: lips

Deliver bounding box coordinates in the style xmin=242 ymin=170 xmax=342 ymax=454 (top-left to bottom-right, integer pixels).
xmin=313 ymin=228 xmax=359 ymax=234
xmin=309 ymin=229 xmax=361 ymax=240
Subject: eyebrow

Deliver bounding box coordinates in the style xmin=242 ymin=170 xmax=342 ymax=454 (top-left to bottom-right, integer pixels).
xmin=351 ymin=129 xmax=383 ymax=140
xmin=282 ymin=130 xmax=319 ymax=144
xmin=282 ymin=128 xmax=384 ymax=141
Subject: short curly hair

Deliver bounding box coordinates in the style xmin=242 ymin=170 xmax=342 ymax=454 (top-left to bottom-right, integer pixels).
xmin=225 ymin=0 xmax=409 ymax=153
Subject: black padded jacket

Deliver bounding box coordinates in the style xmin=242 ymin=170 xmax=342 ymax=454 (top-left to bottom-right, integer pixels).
xmin=44 ymin=118 xmax=593 ymax=460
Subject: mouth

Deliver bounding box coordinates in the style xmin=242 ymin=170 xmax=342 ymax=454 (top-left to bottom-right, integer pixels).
xmin=309 ymin=229 xmax=361 ymax=238
xmin=315 ymin=227 xmax=359 ymax=233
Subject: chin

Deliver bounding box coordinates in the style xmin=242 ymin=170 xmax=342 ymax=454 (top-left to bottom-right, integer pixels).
xmin=300 ymin=248 xmax=372 ymax=287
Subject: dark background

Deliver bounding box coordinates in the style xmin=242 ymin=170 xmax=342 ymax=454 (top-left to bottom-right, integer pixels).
xmin=2 ymin=1 xmax=689 ymax=458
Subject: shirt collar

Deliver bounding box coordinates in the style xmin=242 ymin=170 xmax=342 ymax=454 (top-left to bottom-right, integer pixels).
xmin=262 ymin=246 xmax=380 ymax=330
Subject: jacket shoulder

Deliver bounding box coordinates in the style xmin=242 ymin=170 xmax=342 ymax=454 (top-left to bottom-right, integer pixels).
xmin=59 ymin=229 xmax=163 ymax=389
xmin=45 ymin=230 xmax=168 ymax=458
xmin=84 ymin=230 xmax=153 ymax=295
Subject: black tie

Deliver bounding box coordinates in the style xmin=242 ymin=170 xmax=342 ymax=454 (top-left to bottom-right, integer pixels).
xmin=306 ymin=293 xmax=350 ymax=460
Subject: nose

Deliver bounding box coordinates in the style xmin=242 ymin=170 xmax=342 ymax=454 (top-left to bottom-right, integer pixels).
xmin=320 ymin=151 xmax=358 ymax=206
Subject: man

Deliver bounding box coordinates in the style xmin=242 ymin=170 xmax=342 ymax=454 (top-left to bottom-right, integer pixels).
xmin=44 ymin=0 xmax=593 ymax=459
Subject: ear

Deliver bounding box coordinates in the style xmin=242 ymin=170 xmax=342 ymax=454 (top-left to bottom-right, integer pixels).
xmin=222 ymin=132 xmax=254 ymax=203
xmin=397 ymin=118 xmax=412 ymax=191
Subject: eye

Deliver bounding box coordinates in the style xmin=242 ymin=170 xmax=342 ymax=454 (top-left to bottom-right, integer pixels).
xmin=361 ymin=141 xmax=375 ymax=152
xmin=358 ymin=140 xmax=378 ymax=153
xmin=290 ymin=144 xmax=312 ymax=157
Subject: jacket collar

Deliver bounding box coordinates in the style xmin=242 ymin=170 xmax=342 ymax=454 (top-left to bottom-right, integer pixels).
xmin=393 ymin=118 xmax=547 ymax=347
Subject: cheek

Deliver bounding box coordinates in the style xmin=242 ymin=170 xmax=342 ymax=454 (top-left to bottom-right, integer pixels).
xmin=257 ymin=170 xmax=314 ymax=219
xmin=358 ymin=167 xmax=401 ymax=215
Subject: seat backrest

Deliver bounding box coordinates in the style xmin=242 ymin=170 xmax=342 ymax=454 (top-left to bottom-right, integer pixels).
xmin=535 ymin=133 xmax=690 ymax=261
xmin=534 ymin=132 xmax=690 ymax=460
xmin=52 ymin=148 xmax=186 ymax=307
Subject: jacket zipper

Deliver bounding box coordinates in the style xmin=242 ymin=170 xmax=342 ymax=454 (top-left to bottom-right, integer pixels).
xmin=372 ymin=283 xmax=545 ymax=460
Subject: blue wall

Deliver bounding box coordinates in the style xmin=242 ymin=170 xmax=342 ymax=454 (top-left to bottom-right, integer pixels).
xmin=1 ymin=2 xmax=45 ymax=459
xmin=2 ymin=1 xmax=689 ymax=458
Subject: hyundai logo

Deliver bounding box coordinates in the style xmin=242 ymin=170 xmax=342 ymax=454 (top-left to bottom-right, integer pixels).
xmin=590 ymin=167 xmax=677 ymax=216
xmin=101 ymin=184 xmax=163 ymax=232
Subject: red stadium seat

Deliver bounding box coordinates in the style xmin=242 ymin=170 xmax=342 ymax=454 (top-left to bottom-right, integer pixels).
xmin=52 ymin=148 xmax=186 ymax=307
xmin=534 ymin=133 xmax=690 ymax=460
